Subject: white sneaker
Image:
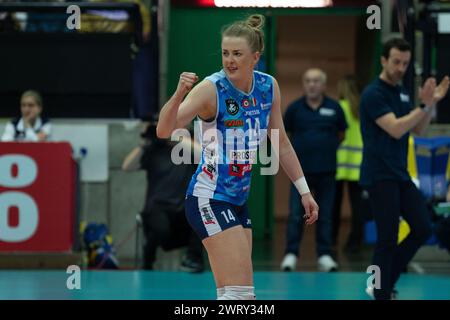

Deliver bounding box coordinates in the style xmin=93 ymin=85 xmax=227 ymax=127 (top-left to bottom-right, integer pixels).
xmin=317 ymin=255 xmax=338 ymax=272
xmin=280 ymin=253 xmax=297 ymax=271
xmin=366 ymin=286 xmax=374 ymax=299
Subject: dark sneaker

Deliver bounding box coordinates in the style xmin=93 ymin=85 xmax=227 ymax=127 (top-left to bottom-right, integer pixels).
xmin=366 ymin=287 xmax=399 ymax=300
xmin=391 ymin=289 xmax=399 ymax=300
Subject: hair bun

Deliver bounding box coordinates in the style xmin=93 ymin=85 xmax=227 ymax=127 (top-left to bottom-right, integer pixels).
xmin=246 ymin=14 xmax=265 ymax=30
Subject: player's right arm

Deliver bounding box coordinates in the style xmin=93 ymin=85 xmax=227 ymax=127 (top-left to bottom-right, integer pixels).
xmin=157 ymin=72 xmax=216 ymax=139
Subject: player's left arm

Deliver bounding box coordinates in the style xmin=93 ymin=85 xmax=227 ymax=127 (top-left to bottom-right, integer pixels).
xmin=268 ymin=77 xmax=318 ymax=225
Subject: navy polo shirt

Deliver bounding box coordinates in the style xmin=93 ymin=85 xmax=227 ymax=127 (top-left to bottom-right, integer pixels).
xmin=359 ymin=78 xmax=414 ymax=186
xmin=284 ymin=96 xmax=347 ymax=174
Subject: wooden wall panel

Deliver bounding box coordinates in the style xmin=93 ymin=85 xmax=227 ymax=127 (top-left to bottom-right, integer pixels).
xmin=274 ymin=15 xmax=358 ymax=219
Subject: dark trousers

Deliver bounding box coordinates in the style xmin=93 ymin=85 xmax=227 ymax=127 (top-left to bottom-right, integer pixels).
xmin=435 ymin=216 xmax=450 ymax=252
xmin=368 ymin=180 xmax=432 ymax=300
xmin=332 ymin=181 xmax=366 ymax=248
xmin=141 ymin=202 xmax=203 ymax=269
xmin=285 ymin=173 xmax=336 ymax=257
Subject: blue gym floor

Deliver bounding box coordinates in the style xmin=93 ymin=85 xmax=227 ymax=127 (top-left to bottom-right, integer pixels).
xmin=1 ymin=271 xmax=449 ymax=300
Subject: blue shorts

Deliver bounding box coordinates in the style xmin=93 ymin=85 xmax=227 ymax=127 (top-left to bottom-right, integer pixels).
xmin=185 ymin=195 xmax=252 ymax=240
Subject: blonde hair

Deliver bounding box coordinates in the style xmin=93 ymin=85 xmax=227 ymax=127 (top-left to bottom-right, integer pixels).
xmin=21 ymin=90 xmax=43 ymax=108
xmin=221 ymin=14 xmax=265 ymax=53
xmin=337 ymin=75 xmax=360 ymax=119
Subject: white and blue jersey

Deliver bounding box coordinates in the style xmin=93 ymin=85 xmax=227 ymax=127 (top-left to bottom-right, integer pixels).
xmin=186 ymin=69 xmax=274 ymax=206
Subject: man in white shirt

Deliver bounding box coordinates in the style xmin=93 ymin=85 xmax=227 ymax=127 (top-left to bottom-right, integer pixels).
xmin=1 ymin=90 xmax=51 ymax=142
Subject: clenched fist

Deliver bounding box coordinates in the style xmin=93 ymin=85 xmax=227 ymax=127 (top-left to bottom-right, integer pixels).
xmin=177 ymin=72 xmax=199 ymax=97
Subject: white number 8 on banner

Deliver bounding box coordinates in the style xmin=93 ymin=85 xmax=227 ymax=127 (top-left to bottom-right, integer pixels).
xmin=0 ymin=155 xmax=39 ymax=243
xmin=0 ymin=155 xmax=37 ymax=188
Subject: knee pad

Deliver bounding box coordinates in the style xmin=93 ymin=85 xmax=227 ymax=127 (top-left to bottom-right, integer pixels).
xmin=216 ymin=286 xmax=256 ymax=300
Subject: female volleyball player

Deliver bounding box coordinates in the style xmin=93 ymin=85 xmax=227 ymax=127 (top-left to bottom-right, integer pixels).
xmin=157 ymin=14 xmax=318 ymax=300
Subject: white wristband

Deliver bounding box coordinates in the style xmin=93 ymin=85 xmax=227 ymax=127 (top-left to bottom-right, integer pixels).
xmin=294 ymin=177 xmax=310 ymax=196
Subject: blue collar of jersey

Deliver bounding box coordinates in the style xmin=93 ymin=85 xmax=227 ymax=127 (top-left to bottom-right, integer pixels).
xmin=220 ymin=69 xmax=256 ymax=98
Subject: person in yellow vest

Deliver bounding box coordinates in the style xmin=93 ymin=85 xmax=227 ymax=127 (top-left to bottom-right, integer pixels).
xmin=333 ymin=75 xmax=366 ymax=253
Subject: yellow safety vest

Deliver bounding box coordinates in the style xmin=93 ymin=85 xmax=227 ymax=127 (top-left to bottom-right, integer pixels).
xmin=399 ymin=136 xmax=420 ymax=243
xmin=407 ymin=135 xmax=419 ymax=180
xmin=336 ymin=100 xmax=363 ymax=181
xmin=447 ymin=153 xmax=450 ymax=181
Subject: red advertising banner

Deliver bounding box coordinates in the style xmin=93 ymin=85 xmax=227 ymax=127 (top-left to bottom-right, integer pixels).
xmin=0 ymin=142 xmax=76 ymax=252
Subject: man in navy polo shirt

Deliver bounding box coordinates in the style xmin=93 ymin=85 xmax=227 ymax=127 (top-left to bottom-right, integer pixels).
xmin=280 ymin=68 xmax=347 ymax=272
xmin=360 ymin=38 xmax=449 ymax=300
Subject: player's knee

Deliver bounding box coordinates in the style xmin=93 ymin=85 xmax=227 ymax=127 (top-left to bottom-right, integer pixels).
xmin=216 ymin=286 xmax=256 ymax=300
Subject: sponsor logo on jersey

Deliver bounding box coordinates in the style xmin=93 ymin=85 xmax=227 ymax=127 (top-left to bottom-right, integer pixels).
xmin=204 ymin=148 xmax=215 ymax=160
xmin=224 ymin=118 xmax=244 ymax=127
xmin=244 ymin=109 xmax=260 ymax=116
xmin=202 ymin=163 xmax=216 ymax=180
xmin=229 ymin=164 xmax=252 ymax=177
xmin=261 ymin=102 xmax=271 ymax=110
xmin=201 ymin=207 xmax=216 ymax=225
xmin=242 ymin=97 xmax=257 ymax=108
xmin=226 ymin=98 xmax=239 ymax=115
xmin=228 ymin=149 xmax=257 ymax=163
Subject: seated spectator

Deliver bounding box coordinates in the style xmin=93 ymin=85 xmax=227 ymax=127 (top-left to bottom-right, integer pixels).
xmin=1 ymin=90 xmax=51 ymax=142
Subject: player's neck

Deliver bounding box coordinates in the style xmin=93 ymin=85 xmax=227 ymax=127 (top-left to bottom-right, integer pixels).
xmin=231 ymin=75 xmax=253 ymax=95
